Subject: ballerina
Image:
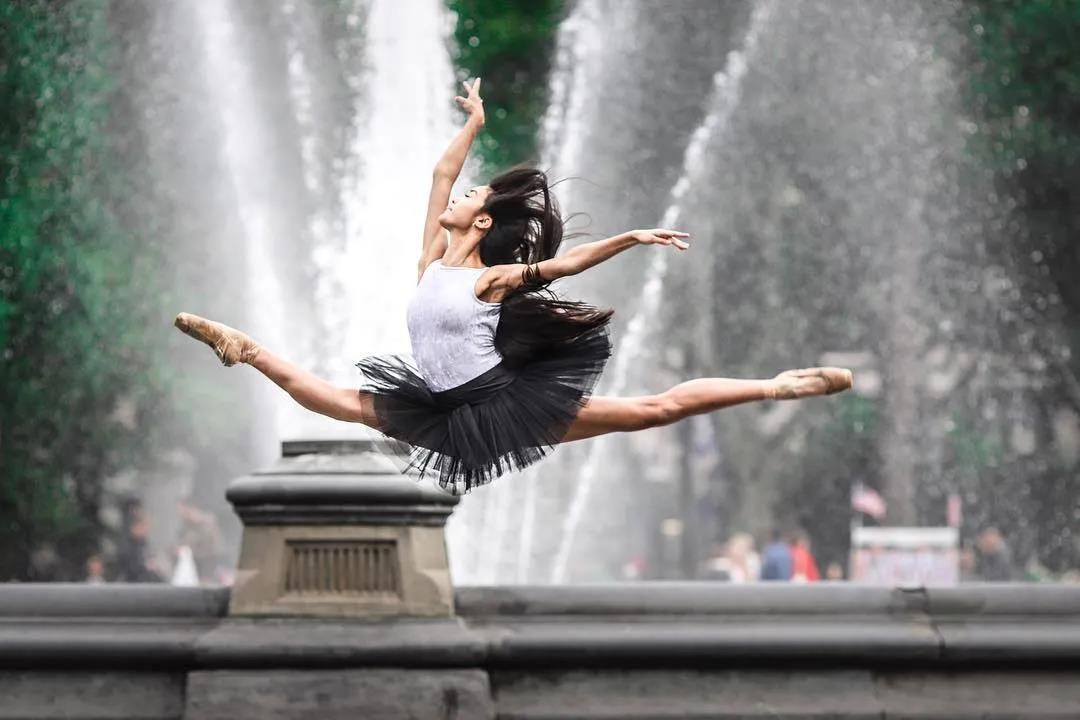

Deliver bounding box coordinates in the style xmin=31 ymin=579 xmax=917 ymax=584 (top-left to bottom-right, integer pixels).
xmin=174 ymin=77 xmax=853 ymax=495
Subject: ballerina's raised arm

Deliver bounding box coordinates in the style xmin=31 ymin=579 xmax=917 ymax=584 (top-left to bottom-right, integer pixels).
xmin=418 ymin=77 xmax=485 ymax=282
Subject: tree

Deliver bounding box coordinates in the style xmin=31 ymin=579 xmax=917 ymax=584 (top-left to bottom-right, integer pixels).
xmin=0 ymin=1 xmax=174 ymax=580
xmin=447 ymin=0 xmax=564 ymax=174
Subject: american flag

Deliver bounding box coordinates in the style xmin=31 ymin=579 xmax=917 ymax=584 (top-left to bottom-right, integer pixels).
xmin=851 ymin=482 xmax=887 ymax=520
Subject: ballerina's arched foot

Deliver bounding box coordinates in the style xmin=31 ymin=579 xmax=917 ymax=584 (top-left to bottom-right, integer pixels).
xmin=174 ymin=312 xmax=261 ymax=367
xmin=769 ymin=367 xmax=854 ymax=400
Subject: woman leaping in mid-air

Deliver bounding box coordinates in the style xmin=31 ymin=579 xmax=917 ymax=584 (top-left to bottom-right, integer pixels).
xmin=174 ymin=78 xmax=853 ymax=495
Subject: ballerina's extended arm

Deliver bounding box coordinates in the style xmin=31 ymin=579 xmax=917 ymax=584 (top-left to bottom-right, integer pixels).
xmin=418 ymin=78 xmax=485 ymax=280
xmin=490 ymin=228 xmax=690 ymax=295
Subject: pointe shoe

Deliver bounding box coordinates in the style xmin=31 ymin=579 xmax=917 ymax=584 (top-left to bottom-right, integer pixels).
xmin=770 ymin=367 xmax=853 ymax=400
xmin=174 ymin=312 xmax=261 ymax=367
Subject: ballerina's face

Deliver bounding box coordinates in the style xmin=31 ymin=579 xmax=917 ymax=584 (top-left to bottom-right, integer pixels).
xmin=438 ymin=185 xmax=493 ymax=231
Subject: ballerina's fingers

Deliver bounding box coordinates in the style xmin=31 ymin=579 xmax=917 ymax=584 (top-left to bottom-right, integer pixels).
xmin=656 ymin=229 xmax=690 ymax=239
xmin=655 ymin=229 xmax=691 ymax=250
xmin=656 ymin=232 xmax=691 ymax=252
xmin=461 ymin=78 xmax=482 ymax=98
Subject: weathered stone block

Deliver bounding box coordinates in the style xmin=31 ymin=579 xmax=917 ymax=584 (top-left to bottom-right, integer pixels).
xmin=184 ymin=669 xmax=494 ymax=720
xmin=0 ymin=671 xmax=184 ymax=720
xmin=491 ymin=669 xmax=881 ymax=719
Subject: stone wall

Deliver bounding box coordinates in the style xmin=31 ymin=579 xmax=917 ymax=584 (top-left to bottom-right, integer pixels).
xmin=0 ymin=583 xmax=1079 ymax=719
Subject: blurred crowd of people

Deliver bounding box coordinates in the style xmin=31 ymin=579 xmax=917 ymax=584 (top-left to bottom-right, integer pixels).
xmin=63 ymin=501 xmax=1073 ymax=587
xmin=84 ymin=495 xmax=233 ymax=586
xmin=698 ymin=525 xmax=1028 ymax=583
xmin=700 ymin=528 xmax=842 ymax=583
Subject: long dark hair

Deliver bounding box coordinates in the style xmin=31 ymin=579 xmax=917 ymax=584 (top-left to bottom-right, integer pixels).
xmin=479 ymin=167 xmax=613 ymax=368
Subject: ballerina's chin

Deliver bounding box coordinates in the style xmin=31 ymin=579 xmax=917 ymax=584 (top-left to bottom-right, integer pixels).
xmin=173 ymin=77 xmax=853 ymax=496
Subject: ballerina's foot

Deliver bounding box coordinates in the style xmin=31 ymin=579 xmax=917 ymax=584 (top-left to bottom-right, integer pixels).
xmin=174 ymin=312 xmax=261 ymax=367
xmin=768 ymin=367 xmax=853 ymax=400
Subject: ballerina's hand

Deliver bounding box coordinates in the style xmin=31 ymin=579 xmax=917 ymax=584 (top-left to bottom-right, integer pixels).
xmin=632 ymin=228 xmax=691 ymax=250
xmin=454 ymin=77 xmax=485 ymax=125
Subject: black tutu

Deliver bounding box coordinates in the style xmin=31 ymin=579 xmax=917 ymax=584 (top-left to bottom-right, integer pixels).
xmin=355 ymin=316 xmax=611 ymax=495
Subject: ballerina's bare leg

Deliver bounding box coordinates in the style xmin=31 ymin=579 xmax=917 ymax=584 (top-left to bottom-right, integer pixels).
xmin=559 ymin=371 xmax=850 ymax=443
xmin=173 ymin=312 xmax=381 ymax=429
xmin=248 ymin=348 xmax=382 ymax=429
xmin=173 ymin=314 xmax=849 ymax=445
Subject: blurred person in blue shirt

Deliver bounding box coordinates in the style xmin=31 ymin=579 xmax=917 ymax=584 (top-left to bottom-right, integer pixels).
xmin=760 ymin=528 xmax=793 ymax=581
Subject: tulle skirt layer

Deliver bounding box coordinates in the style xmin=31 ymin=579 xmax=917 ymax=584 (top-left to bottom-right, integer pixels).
xmin=355 ymin=323 xmax=610 ymax=495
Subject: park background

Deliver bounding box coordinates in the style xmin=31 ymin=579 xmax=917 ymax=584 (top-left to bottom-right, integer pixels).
xmin=1 ymin=0 xmax=1078 ymax=586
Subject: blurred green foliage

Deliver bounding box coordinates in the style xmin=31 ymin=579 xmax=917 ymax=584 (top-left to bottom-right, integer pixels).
xmin=0 ymin=0 xmax=174 ymax=579
xmin=969 ymin=0 xmax=1080 ymax=170
xmin=967 ymin=0 xmax=1080 ymax=569
xmin=968 ymin=0 xmax=1080 ymax=325
xmin=446 ymin=0 xmax=564 ymax=175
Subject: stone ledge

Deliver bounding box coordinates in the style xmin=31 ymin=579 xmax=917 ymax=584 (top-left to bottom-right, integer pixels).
xmin=454 ymin=583 xmax=928 ymax=616
xmin=0 ymin=584 xmax=1078 ymax=670
xmin=454 ymin=582 xmax=1080 ymax=617
xmin=0 ymin=620 xmax=216 ymax=669
xmin=0 ymin=584 xmax=228 ymax=618
xmin=193 ymin=617 xmax=486 ymax=668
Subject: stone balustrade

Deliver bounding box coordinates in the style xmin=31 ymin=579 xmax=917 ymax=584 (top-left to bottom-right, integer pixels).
xmin=0 ymin=440 xmax=1078 ymax=719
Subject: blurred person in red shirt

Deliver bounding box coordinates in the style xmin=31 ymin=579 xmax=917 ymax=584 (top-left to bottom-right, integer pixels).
xmin=790 ymin=528 xmax=820 ymax=582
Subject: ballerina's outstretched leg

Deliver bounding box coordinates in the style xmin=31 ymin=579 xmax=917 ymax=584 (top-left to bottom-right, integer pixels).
xmin=559 ymin=368 xmax=853 ymax=443
xmin=174 ymin=313 xmax=851 ymax=451
xmin=173 ymin=312 xmax=381 ymax=428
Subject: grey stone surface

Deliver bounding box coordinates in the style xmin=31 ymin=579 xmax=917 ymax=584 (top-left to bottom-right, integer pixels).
xmin=873 ymin=671 xmax=1080 ymax=719
xmin=0 ymin=671 xmax=184 ymax=720
xmin=0 ymin=584 xmax=1079 ymax=718
xmin=2 ymin=583 xmax=1080 ymax=669
xmin=923 ymin=583 xmax=1080 ymax=616
xmin=0 ymin=620 xmax=216 ymax=669
xmin=935 ymin=620 xmax=1080 ymax=661
xmin=492 ymin=669 xmax=882 ymax=719
xmin=193 ymin=617 xmax=485 ymax=668
xmin=492 ymin=669 xmax=1080 ymax=719
xmin=0 ymin=585 xmax=227 ymax=618
xmin=184 ymin=669 xmax=494 ymax=720
xmin=455 ymin=583 xmax=929 ymax=617
xmin=478 ymin=618 xmax=941 ymax=665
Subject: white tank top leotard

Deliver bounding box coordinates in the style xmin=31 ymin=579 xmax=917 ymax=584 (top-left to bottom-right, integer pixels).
xmin=406 ymin=259 xmax=503 ymax=392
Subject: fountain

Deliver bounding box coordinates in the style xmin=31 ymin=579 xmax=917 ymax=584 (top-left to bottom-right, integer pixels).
xmin=551 ymin=0 xmax=776 ymax=583
xmin=5 ymin=3 xmax=1080 ymax=717
xmin=111 ymin=0 xmax=1063 ymax=584
xmin=490 ymin=0 xmax=1025 ymax=583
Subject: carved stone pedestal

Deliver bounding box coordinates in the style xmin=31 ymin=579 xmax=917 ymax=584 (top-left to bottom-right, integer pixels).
xmin=226 ymin=439 xmax=459 ymax=618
